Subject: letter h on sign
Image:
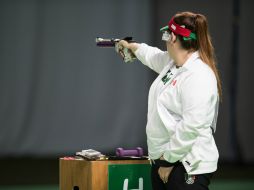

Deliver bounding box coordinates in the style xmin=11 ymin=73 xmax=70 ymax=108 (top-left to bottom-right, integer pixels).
xmin=123 ymin=178 xmax=143 ymax=190
xmin=108 ymin=164 xmax=152 ymax=190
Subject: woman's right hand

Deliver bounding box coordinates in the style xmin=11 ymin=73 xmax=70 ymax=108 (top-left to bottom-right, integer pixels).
xmin=118 ymin=40 xmax=139 ymax=54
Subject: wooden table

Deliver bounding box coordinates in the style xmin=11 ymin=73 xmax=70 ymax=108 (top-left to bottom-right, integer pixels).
xmin=59 ymin=158 xmax=150 ymax=190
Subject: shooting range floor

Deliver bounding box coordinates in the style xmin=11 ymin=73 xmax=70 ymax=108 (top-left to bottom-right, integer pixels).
xmin=0 ymin=180 xmax=254 ymax=190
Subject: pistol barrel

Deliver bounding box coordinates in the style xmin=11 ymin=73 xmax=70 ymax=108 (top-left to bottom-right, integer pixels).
xmin=96 ymin=37 xmax=119 ymax=47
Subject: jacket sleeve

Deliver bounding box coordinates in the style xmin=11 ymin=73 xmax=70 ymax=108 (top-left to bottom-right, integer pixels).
xmin=134 ymin=43 xmax=173 ymax=74
xmin=163 ymin=72 xmax=218 ymax=163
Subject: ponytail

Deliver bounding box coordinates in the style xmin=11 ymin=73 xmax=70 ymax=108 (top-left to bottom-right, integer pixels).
xmin=195 ymin=14 xmax=222 ymax=99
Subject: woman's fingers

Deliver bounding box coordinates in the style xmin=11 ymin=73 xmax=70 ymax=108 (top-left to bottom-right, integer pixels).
xmin=158 ymin=167 xmax=173 ymax=184
xmin=118 ymin=40 xmax=139 ymax=52
xmin=117 ymin=40 xmax=130 ymax=50
xmin=158 ymin=167 xmax=166 ymax=183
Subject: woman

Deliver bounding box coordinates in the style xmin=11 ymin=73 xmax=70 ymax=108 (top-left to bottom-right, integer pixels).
xmin=118 ymin=11 xmax=221 ymax=190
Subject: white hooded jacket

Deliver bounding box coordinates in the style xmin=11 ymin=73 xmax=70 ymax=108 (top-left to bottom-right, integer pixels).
xmin=134 ymin=43 xmax=219 ymax=175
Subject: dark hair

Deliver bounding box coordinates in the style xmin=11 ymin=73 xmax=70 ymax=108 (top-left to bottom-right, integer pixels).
xmin=174 ymin=12 xmax=222 ymax=99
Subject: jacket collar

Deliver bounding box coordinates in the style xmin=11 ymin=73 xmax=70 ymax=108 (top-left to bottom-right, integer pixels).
xmin=179 ymin=51 xmax=200 ymax=71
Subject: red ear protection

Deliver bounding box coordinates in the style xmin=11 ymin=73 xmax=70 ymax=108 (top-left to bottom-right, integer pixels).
xmin=168 ymin=17 xmax=192 ymax=37
xmin=160 ymin=17 xmax=197 ymax=40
